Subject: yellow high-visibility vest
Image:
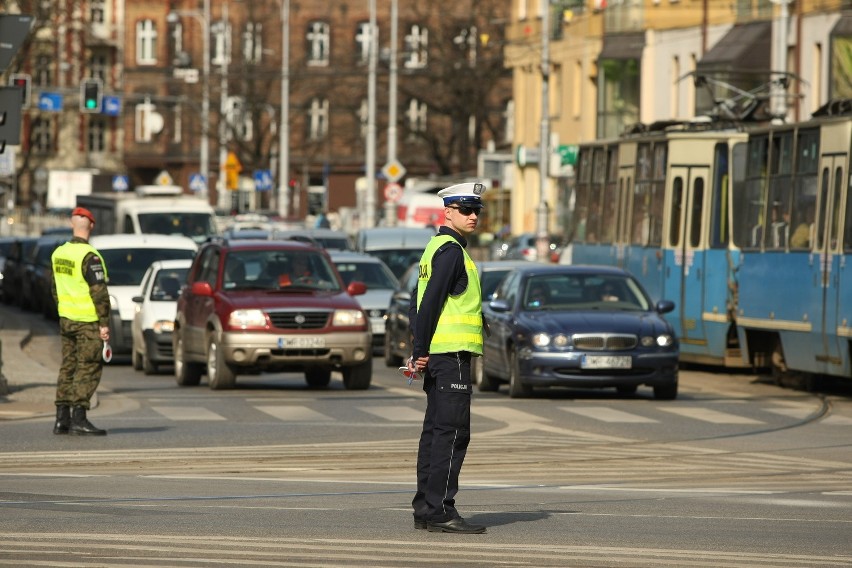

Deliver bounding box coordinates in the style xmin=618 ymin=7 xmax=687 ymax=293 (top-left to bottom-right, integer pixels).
xmin=416 ymin=235 xmax=483 ymax=355
xmin=52 ymin=242 xmax=107 ymax=322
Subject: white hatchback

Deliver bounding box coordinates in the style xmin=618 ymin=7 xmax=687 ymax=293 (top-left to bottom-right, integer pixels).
xmin=90 ymin=234 xmax=198 ymax=358
xmin=131 ymin=259 xmax=193 ymax=374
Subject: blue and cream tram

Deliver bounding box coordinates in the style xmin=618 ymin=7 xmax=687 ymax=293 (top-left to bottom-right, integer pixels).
xmin=734 ymin=102 xmax=852 ymax=381
xmin=568 ymin=121 xmax=750 ymax=367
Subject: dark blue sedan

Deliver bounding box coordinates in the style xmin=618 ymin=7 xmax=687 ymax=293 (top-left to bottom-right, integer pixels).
xmin=480 ymin=265 xmax=679 ymax=399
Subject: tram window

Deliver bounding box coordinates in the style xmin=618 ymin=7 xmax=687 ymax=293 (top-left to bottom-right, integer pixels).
xmin=815 ymin=167 xmax=830 ymax=250
xmin=710 ymin=143 xmax=729 ymax=249
xmin=669 ymin=177 xmax=684 ymax=247
xmin=690 ymin=178 xmax=704 ymax=248
xmin=829 ymin=166 xmax=842 ymax=251
xmin=796 ymin=129 xmax=819 ymax=174
xmin=771 ymin=132 xmax=793 ymax=176
xmin=844 ymin=171 xmax=852 ymax=251
xmin=601 ymin=179 xmax=618 ymax=243
xmin=730 ymin=142 xmax=752 ymax=248
xmin=648 ymin=144 xmax=667 ymax=246
xmin=631 ymin=182 xmax=649 ymax=245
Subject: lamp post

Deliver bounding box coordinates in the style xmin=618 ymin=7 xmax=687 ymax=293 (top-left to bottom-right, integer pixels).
xmin=536 ymin=1 xmax=551 ymax=261
xmin=278 ymin=0 xmax=290 ymax=219
xmin=168 ymin=0 xmax=211 ymax=201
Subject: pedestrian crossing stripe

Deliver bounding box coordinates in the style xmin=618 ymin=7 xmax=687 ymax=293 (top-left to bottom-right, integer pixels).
xmin=141 ymin=402 xmax=851 ymax=427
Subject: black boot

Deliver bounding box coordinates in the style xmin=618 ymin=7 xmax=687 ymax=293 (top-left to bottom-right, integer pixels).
xmin=69 ymin=406 xmax=107 ymax=436
xmin=53 ymin=405 xmax=71 ymax=435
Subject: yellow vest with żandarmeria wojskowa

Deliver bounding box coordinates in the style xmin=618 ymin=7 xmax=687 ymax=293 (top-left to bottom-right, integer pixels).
xmin=52 ymin=242 xmax=107 ymax=322
xmin=416 ymin=234 xmax=483 ymax=355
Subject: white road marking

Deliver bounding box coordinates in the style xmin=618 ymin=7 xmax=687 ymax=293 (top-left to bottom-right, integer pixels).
xmin=658 ymin=407 xmax=763 ymax=424
xmin=359 ymin=406 xmax=423 ymax=422
xmin=151 ymin=406 xmax=226 ymax=421
xmin=255 ymin=406 xmax=334 ymax=421
xmin=561 ymin=406 xmax=658 ymax=423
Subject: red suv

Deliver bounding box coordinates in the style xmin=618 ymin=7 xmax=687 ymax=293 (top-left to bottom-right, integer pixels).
xmin=173 ymin=239 xmax=372 ymax=390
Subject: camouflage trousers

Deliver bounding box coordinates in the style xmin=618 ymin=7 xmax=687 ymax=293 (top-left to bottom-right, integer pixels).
xmin=55 ymin=318 xmax=103 ymax=409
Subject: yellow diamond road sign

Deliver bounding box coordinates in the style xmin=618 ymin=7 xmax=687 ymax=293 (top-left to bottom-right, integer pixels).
xmin=381 ymin=160 xmax=406 ymax=183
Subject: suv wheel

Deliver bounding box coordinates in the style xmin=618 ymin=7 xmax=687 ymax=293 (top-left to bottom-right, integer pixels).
xmin=207 ymin=335 xmax=237 ymax=390
xmin=305 ymin=368 xmax=331 ymax=388
xmin=174 ymin=333 xmax=203 ymax=386
xmin=342 ymin=358 xmax=372 ymax=390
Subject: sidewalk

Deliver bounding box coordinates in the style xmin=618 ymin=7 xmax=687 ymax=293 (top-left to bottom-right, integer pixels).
xmin=0 ymin=303 xmax=65 ymax=420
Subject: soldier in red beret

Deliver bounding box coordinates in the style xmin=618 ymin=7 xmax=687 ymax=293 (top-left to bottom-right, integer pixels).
xmin=49 ymin=207 xmax=111 ymax=435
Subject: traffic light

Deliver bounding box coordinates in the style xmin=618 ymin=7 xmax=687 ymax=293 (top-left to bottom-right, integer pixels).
xmin=9 ymin=73 xmax=31 ymax=108
xmin=80 ymin=78 xmax=102 ymax=113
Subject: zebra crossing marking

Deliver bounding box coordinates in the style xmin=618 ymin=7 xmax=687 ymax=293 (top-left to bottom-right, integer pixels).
xmin=151 ymin=406 xmax=226 ymax=421
xmin=359 ymin=406 xmax=423 ymax=422
xmin=560 ymin=406 xmax=658 ymax=423
xmin=657 ymin=407 xmax=764 ymax=424
xmin=255 ymin=406 xmax=333 ymax=421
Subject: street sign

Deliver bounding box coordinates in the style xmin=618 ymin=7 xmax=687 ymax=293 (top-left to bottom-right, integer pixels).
xmin=38 ymin=92 xmax=63 ymax=112
xmin=253 ymin=169 xmax=273 ymax=192
xmin=381 ymin=159 xmax=406 ymax=183
xmin=112 ymin=175 xmax=129 ymax=192
xmin=155 ymin=170 xmax=174 ymax=186
xmin=102 ymin=96 xmax=121 ymax=117
xmin=383 ymin=182 xmax=403 ymax=203
xmin=225 ymin=152 xmax=242 ymax=190
xmin=189 ymin=173 xmax=207 ymax=193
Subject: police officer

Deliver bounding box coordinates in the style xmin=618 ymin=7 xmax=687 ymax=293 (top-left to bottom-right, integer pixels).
xmin=408 ymin=181 xmax=487 ymax=534
xmin=50 ymin=207 xmax=111 ymax=436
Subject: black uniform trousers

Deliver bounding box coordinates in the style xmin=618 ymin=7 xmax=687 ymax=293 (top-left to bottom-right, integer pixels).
xmin=412 ymin=351 xmax=473 ymax=523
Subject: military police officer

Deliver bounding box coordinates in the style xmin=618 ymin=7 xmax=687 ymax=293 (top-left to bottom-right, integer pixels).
xmin=408 ymin=181 xmax=487 ymax=534
xmin=50 ymin=207 xmax=111 ymax=436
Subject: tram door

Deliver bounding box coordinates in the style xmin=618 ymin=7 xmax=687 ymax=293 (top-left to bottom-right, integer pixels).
xmin=665 ymin=166 xmax=709 ymax=348
xmin=814 ymin=154 xmax=846 ymax=371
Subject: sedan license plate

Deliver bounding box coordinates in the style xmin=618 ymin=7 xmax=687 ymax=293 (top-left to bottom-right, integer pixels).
xmin=581 ymin=355 xmax=632 ymax=369
xmin=279 ymin=337 xmax=326 ymax=348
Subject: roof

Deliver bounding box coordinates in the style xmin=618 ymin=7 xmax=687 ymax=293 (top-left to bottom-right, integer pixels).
xmin=511 ymin=264 xmax=632 ymax=277
xmin=90 ymin=233 xmax=198 ymax=250
xmin=328 ymin=250 xmax=384 ymax=263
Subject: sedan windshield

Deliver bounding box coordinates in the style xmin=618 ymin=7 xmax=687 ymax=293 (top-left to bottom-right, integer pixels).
xmin=522 ymin=274 xmax=650 ymax=311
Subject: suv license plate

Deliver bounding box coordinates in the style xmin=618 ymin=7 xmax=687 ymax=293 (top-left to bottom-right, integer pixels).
xmin=279 ymin=337 xmax=326 ymax=348
xmin=581 ymin=355 xmax=631 ymax=369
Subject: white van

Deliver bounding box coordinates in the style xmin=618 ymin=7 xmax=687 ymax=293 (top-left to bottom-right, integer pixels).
xmin=91 ymin=234 xmax=198 ymax=357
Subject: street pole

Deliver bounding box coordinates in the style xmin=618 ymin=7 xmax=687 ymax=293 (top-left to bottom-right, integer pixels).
xmin=201 ymin=0 xmax=211 ymax=202
xmin=278 ymin=0 xmax=290 ymax=220
xmin=536 ymin=1 xmax=551 ymax=262
xmin=365 ymin=0 xmax=377 ymax=228
xmin=384 ymin=0 xmax=398 ymax=227
xmin=218 ymin=1 xmax=230 ymax=212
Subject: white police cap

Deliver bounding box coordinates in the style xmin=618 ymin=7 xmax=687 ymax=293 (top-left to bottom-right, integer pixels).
xmin=437 ymin=181 xmax=486 ymax=208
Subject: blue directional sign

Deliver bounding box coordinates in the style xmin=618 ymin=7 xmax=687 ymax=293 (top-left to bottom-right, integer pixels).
xmin=38 ymin=92 xmax=63 ymax=112
xmin=102 ymin=96 xmax=121 ymax=117
xmin=254 ymin=169 xmax=273 ymax=192
xmin=112 ymin=175 xmax=129 ymax=192
xmin=189 ymin=173 xmax=207 ymax=193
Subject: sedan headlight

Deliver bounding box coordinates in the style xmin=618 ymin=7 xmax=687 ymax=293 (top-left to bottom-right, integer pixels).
xmin=532 ymin=333 xmax=551 ymax=347
xmin=152 ymin=320 xmax=175 ymax=334
xmin=332 ymin=309 xmax=366 ymax=327
xmin=641 ymin=334 xmax=674 ymax=347
xmin=228 ymin=309 xmax=267 ymax=329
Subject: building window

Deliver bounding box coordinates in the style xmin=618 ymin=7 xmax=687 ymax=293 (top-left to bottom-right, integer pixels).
xmin=355 ymin=22 xmax=376 ymax=65
xmin=88 ymin=118 xmax=106 ymax=153
xmin=32 ymin=118 xmax=52 ymax=154
xmin=308 ymin=97 xmax=329 ymax=140
xmin=89 ymin=51 xmax=108 ymax=82
xmin=518 ymin=0 xmax=527 ymax=20
xmin=404 ymin=24 xmax=428 ymax=69
xmin=243 ymin=22 xmax=262 ymax=64
xmin=136 ymin=19 xmax=157 ymax=65
xmin=307 ymin=21 xmax=330 ymax=66
xmin=135 ymin=101 xmax=159 ymax=142
xmin=406 ymin=98 xmax=427 ymax=136
xmin=225 ymin=96 xmax=253 ymax=141
xmin=35 ymin=54 xmax=52 ymax=86
xmin=171 ymin=21 xmax=184 ymax=62
xmin=597 ymin=58 xmax=640 ymax=139
xmin=90 ymin=0 xmax=105 ymax=24
xmin=503 ymin=99 xmax=514 ymax=144
xmin=358 ymin=98 xmax=368 ymax=139
xmin=453 ymin=26 xmax=477 ymax=67
xmin=212 ymin=20 xmax=231 ymax=67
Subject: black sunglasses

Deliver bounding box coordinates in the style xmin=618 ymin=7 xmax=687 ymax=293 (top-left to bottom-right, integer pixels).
xmin=448 ymin=205 xmax=481 ymax=216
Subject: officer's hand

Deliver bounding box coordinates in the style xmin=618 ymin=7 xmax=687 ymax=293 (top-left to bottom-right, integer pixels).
xmin=99 ymin=326 xmax=110 ymax=341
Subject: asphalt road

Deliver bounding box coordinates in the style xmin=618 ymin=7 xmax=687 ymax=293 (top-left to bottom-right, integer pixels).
xmin=1 ymin=320 xmax=851 ymax=567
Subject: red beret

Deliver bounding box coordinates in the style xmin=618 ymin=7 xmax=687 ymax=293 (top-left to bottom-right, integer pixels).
xmin=71 ymin=207 xmax=95 ymax=225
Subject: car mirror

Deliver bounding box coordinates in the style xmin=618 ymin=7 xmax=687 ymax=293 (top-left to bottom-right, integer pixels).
xmin=132 ymin=295 xmax=143 ymax=303
xmin=489 ymin=299 xmax=511 ymax=312
xmin=191 ymin=281 xmax=213 ymax=297
xmin=347 ymin=281 xmax=367 ymax=296
xmin=656 ymin=300 xmax=675 ymax=314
